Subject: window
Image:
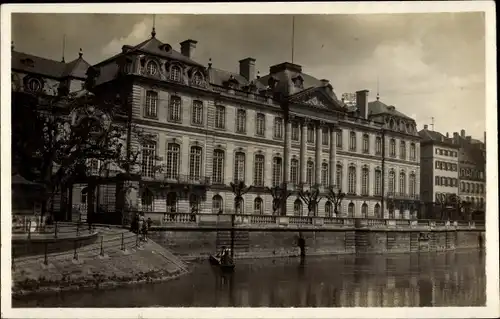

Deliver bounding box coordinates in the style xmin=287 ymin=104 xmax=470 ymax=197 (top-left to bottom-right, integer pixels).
xmin=436 ymin=176 xmax=440 ymax=186
xmin=307 ymin=125 xmax=315 ymax=143
xmin=144 ymin=91 xmax=158 ymax=118
xmin=81 ymin=187 xmax=88 ymax=204
xmin=435 ymin=161 xmax=440 ymax=169
xmin=192 ymin=72 xmax=203 ymax=86
xmin=290 ymin=159 xmax=299 ymax=185
xmin=294 ymin=199 xmax=303 ymax=216
xmin=166 ymin=143 xmax=180 ymax=179
xmin=348 ymin=166 xmax=356 ymax=194
xmin=88 ymin=159 xmax=100 ymax=175
xmin=466 ymin=183 xmax=470 ymax=192
xmin=440 ymin=177 xmax=445 ymax=185
xmin=234 ymin=152 xmax=245 ymax=182
xmin=347 ymin=203 xmax=355 ymax=218
xmin=374 ymin=169 xmax=382 ymax=196
xmin=292 ymin=122 xmax=299 ymax=141
xmin=256 ymin=113 xmax=265 ymax=136
xmin=399 ymin=141 xmax=406 ymax=159
xmin=349 ymin=132 xmax=357 ymax=151
xmin=409 ymin=173 xmax=416 ymax=196
xmin=336 ymin=131 xmax=343 ymax=149
xmin=141 ymin=141 xmax=156 ymax=178
xmin=274 ymin=117 xmax=283 ymax=139
xmin=390 ymin=139 xmax=396 ymax=157
xmin=215 ymin=105 xmax=225 ymax=129
xmin=399 ymin=171 xmax=406 ymax=195
xmin=361 ymin=203 xmax=368 ymax=218
xmin=444 ymin=150 xmax=448 ymax=156
xmin=388 ymin=170 xmax=395 ymax=194
xmin=212 ymin=195 xmax=223 ymax=214
xmin=254 ymin=198 xmax=263 ymax=215
xmin=480 ymin=184 xmax=484 ymax=194
xmin=146 ymin=61 xmax=158 ymax=76
xmin=361 ymin=167 xmax=369 ymax=195
xmin=236 ymin=110 xmax=246 ymax=133
xmin=170 ymin=66 xmax=181 ymax=82
xmin=410 ymin=143 xmax=416 ymax=160
xmin=27 ymin=78 xmax=42 ymax=92
xmin=168 ymin=96 xmax=182 ymax=122
xmin=321 ymin=163 xmax=329 ymax=186
xmin=322 ymin=128 xmax=329 ymax=146
xmin=272 ymin=157 xmax=282 ymax=187
xmin=336 ymin=165 xmax=343 ymax=189
xmin=189 ymin=146 xmax=202 ymax=181
xmin=212 ymin=150 xmax=225 ymax=184
xmin=375 ymin=137 xmax=382 ymax=155
xmin=374 ymin=203 xmax=381 ymax=218
xmin=362 ymin=134 xmax=369 ymax=153
xmin=166 ymin=192 xmax=177 ymax=212
xmin=325 ymin=201 xmax=333 ymax=217
xmin=254 ymin=154 xmax=265 ymax=186
xmin=191 ymin=101 xmax=203 ymax=125
xmin=306 ymin=161 xmax=314 ymax=185
xmin=141 ymin=188 xmax=154 ymax=212
xmin=189 ymin=194 xmax=199 ymax=213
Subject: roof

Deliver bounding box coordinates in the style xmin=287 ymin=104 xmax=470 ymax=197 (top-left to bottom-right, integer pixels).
xmin=11 ymin=174 xmax=44 ymax=187
xmin=12 ymin=50 xmax=91 ymax=80
xmin=418 ymin=128 xmax=458 ymax=147
xmin=368 ymin=99 xmax=414 ymax=120
xmin=208 ymin=67 xmax=251 ymax=87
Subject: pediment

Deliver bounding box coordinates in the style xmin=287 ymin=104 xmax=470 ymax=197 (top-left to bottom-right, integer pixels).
xmin=289 ymin=87 xmax=343 ymax=110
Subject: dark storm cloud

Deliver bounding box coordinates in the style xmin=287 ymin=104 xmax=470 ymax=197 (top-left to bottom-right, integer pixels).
xmin=11 ymin=12 xmax=486 ymax=139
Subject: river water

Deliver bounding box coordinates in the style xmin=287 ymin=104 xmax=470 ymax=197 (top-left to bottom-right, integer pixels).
xmin=13 ymin=250 xmax=485 ymax=307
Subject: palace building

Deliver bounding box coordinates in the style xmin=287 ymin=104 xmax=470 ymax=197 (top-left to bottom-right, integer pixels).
xmin=11 ymin=30 xmax=422 ymax=221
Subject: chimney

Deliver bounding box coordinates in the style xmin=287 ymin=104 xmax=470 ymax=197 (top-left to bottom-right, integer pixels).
xmin=446 ymin=132 xmax=449 ymax=138
xmin=466 ymin=136 xmax=471 ymax=142
xmin=424 ymin=124 xmax=428 ymax=130
xmin=460 ymin=129 xmax=465 ymax=138
xmin=484 ymin=131 xmax=486 ymax=144
xmin=180 ymin=39 xmax=197 ymax=59
xmin=453 ymin=132 xmax=459 ymax=144
xmin=239 ymin=57 xmax=256 ymax=81
xmin=355 ymin=90 xmax=369 ymax=119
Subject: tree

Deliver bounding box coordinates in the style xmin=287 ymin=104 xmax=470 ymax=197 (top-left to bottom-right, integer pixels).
xmin=297 ymin=184 xmax=323 ymax=216
xmin=229 ymin=181 xmax=253 ymax=214
xmin=455 ymin=196 xmax=472 ymax=221
xmin=325 ymin=186 xmax=346 ymax=216
xmin=435 ymin=193 xmax=460 ymax=221
xmin=266 ymin=184 xmax=292 ymax=216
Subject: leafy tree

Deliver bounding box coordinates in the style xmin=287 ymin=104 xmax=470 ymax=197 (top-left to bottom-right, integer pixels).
xmin=229 ymin=181 xmax=253 ymax=214
xmin=297 ymin=184 xmax=323 ymax=216
xmin=266 ymin=184 xmax=292 ymax=216
xmin=325 ymin=186 xmax=346 ymax=216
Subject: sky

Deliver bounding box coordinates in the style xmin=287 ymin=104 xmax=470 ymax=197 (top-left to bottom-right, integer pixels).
xmin=11 ymin=12 xmax=486 ymax=140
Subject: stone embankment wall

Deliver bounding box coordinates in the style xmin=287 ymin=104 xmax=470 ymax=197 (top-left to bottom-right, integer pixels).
xmin=150 ymin=229 xmax=485 ymax=261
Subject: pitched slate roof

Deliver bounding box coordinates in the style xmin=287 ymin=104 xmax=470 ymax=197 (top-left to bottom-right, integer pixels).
xmin=368 ymin=99 xmax=414 ymax=120
xmin=62 ymin=56 xmax=91 ymax=79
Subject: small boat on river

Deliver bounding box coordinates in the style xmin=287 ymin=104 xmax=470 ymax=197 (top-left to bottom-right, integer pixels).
xmin=209 ymin=254 xmax=235 ymax=272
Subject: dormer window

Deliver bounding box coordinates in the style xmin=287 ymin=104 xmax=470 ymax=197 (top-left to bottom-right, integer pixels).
xmin=21 ymin=58 xmax=35 ymax=67
xmin=146 ymin=61 xmax=158 ymax=76
xmin=170 ymin=65 xmax=181 ymax=82
xmin=192 ymin=71 xmax=204 ymax=86
xmin=292 ymin=75 xmax=304 ymax=89
xmin=27 ymin=78 xmax=42 ymax=92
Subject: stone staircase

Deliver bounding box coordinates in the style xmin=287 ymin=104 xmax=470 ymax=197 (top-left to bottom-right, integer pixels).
xmin=215 ymin=230 xmax=250 ymax=256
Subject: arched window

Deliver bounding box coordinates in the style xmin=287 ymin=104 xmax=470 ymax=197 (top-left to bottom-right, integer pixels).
xmin=189 ymin=146 xmax=202 ymax=181
xmin=410 ymin=143 xmax=416 ymax=160
xmin=166 ymin=192 xmax=177 ymax=213
xmin=234 ymin=152 xmax=245 ymax=182
xmin=166 ymin=143 xmax=180 ymax=179
xmin=374 ymin=203 xmax=382 ymax=218
xmin=409 ymin=173 xmax=416 ymax=196
xmin=27 ymin=78 xmax=42 ymax=92
xmin=362 ymin=134 xmax=369 ymax=153
xmin=212 ymin=150 xmax=225 ymax=184
xmin=390 ymin=139 xmax=396 ymax=157
xmin=254 ymin=197 xmax=264 ymax=215
xmin=306 ymin=160 xmax=314 ymax=185
xmin=290 ymin=159 xmax=299 ymax=185
xmin=170 ymin=65 xmax=181 ymax=82
xmin=254 ymin=154 xmax=265 ymax=186
xmin=141 ymin=188 xmax=154 ymax=212
xmin=348 ymin=166 xmax=356 ymax=194
xmin=215 ymin=105 xmax=226 ymax=129
xmin=191 ymin=100 xmax=203 ymax=125
xmin=274 ymin=117 xmax=283 ymax=139
xmin=272 ymin=157 xmax=283 ymax=187
xmin=388 ymin=170 xmax=396 ymax=195
xmin=321 ymin=163 xmax=329 ymax=186
xmin=307 ymin=125 xmax=315 ymax=143
xmin=336 ymin=164 xmax=343 ymax=189
xmin=189 ymin=194 xmax=199 ymax=213
xmin=294 ymin=199 xmax=303 ymax=216
xmin=145 ymin=91 xmax=158 ymax=118
xmin=146 ymin=61 xmax=158 ymax=76
xmin=236 ymin=109 xmax=246 ymax=133
xmin=349 ymin=131 xmax=357 ymax=151
xmin=347 ymin=202 xmax=355 ymax=218
xmin=256 ymin=113 xmax=265 ymax=136
xmin=374 ymin=169 xmax=382 ymax=196
xmin=81 ymin=187 xmax=88 ymax=204
xmin=168 ymin=96 xmax=182 ymax=122
xmin=212 ymin=195 xmax=223 ymax=214
xmin=399 ymin=141 xmax=406 ymax=159
xmin=325 ymin=201 xmax=333 ymax=217
xmin=361 ymin=203 xmax=368 ymax=218
xmin=361 ymin=166 xmax=369 ymax=195
xmin=375 ymin=136 xmax=382 ymax=155
xmin=399 ymin=171 xmax=406 ymax=195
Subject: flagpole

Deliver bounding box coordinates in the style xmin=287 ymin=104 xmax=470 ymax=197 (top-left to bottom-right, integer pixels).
xmin=291 ymin=15 xmax=295 ymax=63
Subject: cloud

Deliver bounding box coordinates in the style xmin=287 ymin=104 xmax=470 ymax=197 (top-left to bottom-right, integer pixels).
xmin=101 ymin=21 xmax=150 ymax=58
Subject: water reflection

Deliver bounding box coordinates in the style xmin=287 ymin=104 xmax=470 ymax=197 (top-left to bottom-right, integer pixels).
xmin=13 ymin=250 xmax=485 ymax=307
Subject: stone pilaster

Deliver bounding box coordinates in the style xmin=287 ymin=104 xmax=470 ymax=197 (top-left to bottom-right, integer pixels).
xmin=315 ymin=122 xmax=322 ymax=185
xmin=329 ymin=126 xmax=337 ymax=187
xmin=284 ymin=118 xmax=292 ymax=183
xmin=300 ymin=119 xmax=307 ymax=184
